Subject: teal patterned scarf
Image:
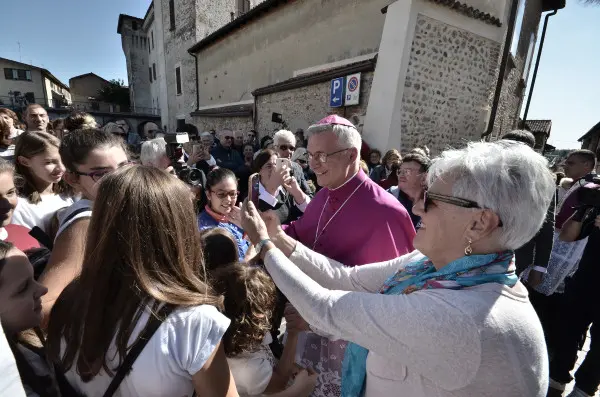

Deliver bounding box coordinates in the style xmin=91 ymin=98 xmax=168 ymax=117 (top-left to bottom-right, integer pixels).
xmin=341 ymin=251 xmax=517 ymax=396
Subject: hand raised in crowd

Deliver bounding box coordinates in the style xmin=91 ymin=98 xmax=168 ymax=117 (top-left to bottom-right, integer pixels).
xmin=186 ymin=151 xmax=203 ymax=166
xmin=226 ymin=205 xmax=243 ymax=228
xmin=284 ymin=304 xmax=310 ymax=334
xmin=260 ymin=208 xmax=282 ymax=237
xmin=282 ymin=173 xmax=306 ymax=204
xmin=200 ymin=144 xmax=212 ymax=160
xmin=595 ymin=215 xmax=600 ymax=228
xmin=241 ymin=199 xmax=269 ymax=245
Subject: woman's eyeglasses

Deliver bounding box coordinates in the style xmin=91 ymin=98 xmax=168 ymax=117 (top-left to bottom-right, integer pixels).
xmin=212 ymin=191 xmax=239 ymax=200
xmin=297 ymin=159 xmax=307 ymax=165
xmin=72 ymin=162 xmax=132 ymax=183
xmin=423 ymin=191 xmax=503 ymax=227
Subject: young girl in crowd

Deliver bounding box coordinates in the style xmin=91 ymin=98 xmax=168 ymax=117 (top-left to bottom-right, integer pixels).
xmin=47 ymin=166 xmax=236 ymax=397
xmin=0 ymin=161 xmax=40 ymax=251
xmin=212 ymin=263 xmax=315 ymax=397
xmin=0 ymin=108 xmax=24 ymax=137
xmin=39 ymin=129 xmax=129 ymax=320
xmin=0 ymin=241 xmax=55 ymax=397
xmin=0 ymin=118 xmax=17 ymax=161
xmin=12 ymin=132 xmax=72 ymax=235
xmin=201 ymin=227 xmax=240 ymax=271
xmin=198 ymin=167 xmax=250 ymax=259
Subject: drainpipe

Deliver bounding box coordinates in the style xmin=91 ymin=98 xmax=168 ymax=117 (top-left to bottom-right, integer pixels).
xmin=521 ymin=9 xmax=558 ymax=125
xmin=189 ymin=51 xmax=200 ymax=112
xmin=481 ymin=0 xmax=520 ymax=139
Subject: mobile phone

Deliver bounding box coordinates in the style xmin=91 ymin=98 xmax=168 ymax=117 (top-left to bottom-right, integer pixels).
xmin=192 ymin=144 xmax=202 ymax=156
xmin=249 ymin=173 xmax=260 ymax=208
xmin=276 ymin=158 xmax=290 ymax=173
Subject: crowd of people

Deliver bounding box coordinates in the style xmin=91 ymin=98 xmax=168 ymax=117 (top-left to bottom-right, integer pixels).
xmin=0 ymin=103 xmax=595 ymax=397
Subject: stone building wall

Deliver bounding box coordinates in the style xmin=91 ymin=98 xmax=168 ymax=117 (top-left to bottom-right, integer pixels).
xmin=491 ymin=0 xmax=544 ymax=139
xmin=399 ymin=14 xmax=500 ymax=154
xmin=255 ymin=72 xmax=374 ymax=138
xmin=192 ymin=0 xmax=388 ymax=109
xmin=120 ymin=18 xmax=153 ymax=111
xmin=160 ymin=0 xmax=254 ymax=131
xmin=193 ymin=116 xmax=254 ymax=133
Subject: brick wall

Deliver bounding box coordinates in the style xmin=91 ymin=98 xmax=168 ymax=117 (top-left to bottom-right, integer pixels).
xmin=399 ymin=14 xmax=500 ymax=154
xmin=255 ymin=71 xmax=374 ymax=138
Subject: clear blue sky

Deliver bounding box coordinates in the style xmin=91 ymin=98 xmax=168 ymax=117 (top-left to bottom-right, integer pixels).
xmin=523 ymin=1 xmax=600 ymax=149
xmin=0 ymin=1 xmax=597 ymax=149
xmin=0 ymin=0 xmax=149 ymax=85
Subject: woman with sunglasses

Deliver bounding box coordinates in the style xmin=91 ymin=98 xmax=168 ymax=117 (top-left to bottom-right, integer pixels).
xmin=198 ymin=167 xmax=250 ymax=260
xmin=241 ymin=140 xmax=554 ymax=397
xmin=39 ymin=129 xmax=130 ymax=322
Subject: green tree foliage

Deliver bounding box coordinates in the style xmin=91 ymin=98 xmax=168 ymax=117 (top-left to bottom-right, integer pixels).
xmin=97 ymin=79 xmax=130 ymax=111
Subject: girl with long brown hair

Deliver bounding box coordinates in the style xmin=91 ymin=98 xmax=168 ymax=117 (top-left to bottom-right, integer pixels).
xmin=39 ymin=128 xmax=129 ymax=321
xmin=12 ymin=132 xmax=73 ymax=234
xmin=47 ymin=165 xmax=237 ymax=396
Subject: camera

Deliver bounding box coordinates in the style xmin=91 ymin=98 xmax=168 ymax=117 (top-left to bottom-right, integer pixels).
xmin=164 ymin=132 xmax=206 ymax=187
xmin=577 ymin=174 xmax=600 ymax=207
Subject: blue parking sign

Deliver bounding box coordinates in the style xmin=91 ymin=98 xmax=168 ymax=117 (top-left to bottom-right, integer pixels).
xmin=330 ymin=77 xmax=345 ymax=108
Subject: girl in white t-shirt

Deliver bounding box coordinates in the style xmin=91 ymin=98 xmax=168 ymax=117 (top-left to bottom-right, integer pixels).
xmin=47 ymin=165 xmax=237 ymax=397
xmin=12 ymin=132 xmax=72 ymax=235
xmin=213 ymin=263 xmax=316 ymax=397
xmin=39 ymin=129 xmax=130 ymax=322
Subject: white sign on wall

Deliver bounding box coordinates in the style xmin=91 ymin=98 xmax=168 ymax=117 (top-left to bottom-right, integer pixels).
xmin=344 ymin=73 xmax=361 ymax=106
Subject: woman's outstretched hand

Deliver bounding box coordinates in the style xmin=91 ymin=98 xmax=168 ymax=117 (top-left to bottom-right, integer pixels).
xmin=241 ymin=199 xmax=270 ymax=245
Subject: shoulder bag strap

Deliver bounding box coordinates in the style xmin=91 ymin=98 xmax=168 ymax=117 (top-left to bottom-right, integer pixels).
xmin=102 ymin=304 xmax=176 ymax=397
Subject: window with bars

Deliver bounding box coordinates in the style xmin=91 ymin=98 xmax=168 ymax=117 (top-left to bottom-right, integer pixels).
xmin=175 ymin=67 xmax=182 ymax=95
xmin=149 ymin=67 xmax=153 ymax=83
xmin=4 ymin=68 xmax=32 ymax=81
xmin=151 ymin=31 xmax=155 ymax=49
xmin=153 ymin=63 xmax=156 ymax=80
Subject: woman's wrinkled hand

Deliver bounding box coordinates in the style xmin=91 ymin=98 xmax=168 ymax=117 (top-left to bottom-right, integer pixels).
xmin=241 ymin=199 xmax=269 ymax=245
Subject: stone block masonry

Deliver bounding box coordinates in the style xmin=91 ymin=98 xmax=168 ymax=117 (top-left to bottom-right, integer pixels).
xmin=193 ymin=115 xmax=254 ymax=133
xmin=400 ymin=14 xmax=500 ymax=154
xmin=255 ymin=72 xmax=374 ymax=138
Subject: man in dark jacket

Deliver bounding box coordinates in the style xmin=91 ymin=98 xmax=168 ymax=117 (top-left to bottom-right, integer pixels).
xmin=211 ymin=128 xmax=244 ymax=173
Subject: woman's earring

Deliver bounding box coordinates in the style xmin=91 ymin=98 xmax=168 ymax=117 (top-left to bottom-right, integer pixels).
xmin=465 ymin=239 xmax=473 ymax=256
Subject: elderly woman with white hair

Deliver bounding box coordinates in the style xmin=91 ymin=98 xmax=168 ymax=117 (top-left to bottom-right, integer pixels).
xmin=242 ymin=140 xmax=553 ymax=397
